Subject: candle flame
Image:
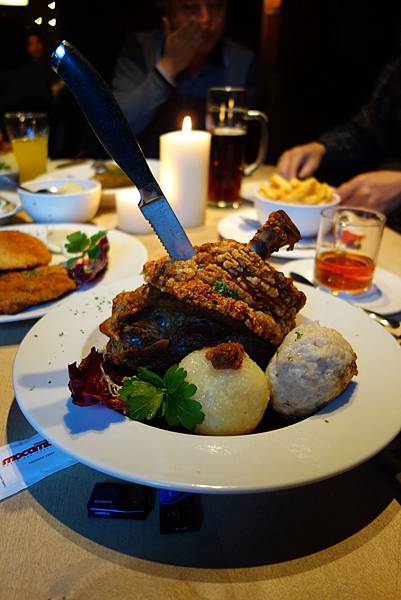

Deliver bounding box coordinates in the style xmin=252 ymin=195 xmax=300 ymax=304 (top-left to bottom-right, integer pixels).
xmin=182 ymin=115 xmax=192 ymax=133
xmin=219 ymin=102 xmax=225 ymax=124
xmin=228 ymin=97 xmax=235 ymax=120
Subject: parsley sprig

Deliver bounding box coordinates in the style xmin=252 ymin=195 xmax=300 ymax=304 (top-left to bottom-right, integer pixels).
xmin=118 ymin=365 xmax=204 ymax=431
xmin=214 ymin=278 xmax=242 ymax=299
xmin=65 ymin=230 xmax=107 ymax=269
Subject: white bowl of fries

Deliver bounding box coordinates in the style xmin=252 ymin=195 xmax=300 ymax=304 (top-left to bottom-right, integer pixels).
xmin=254 ymin=174 xmax=340 ymax=238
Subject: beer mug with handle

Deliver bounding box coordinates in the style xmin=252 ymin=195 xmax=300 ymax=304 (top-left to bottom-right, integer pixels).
xmin=206 ymin=87 xmax=268 ymax=208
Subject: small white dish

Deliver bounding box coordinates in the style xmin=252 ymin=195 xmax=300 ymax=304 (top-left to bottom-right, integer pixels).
xmin=280 ymin=258 xmax=401 ymax=315
xmin=217 ymin=209 xmax=316 ymax=260
xmin=241 ymin=179 xmax=340 ymax=237
xmin=0 ymin=191 xmax=21 ymax=225
xmin=18 ymin=178 xmax=101 ymax=223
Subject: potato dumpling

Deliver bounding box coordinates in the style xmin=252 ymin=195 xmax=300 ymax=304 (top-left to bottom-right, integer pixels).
xmin=179 ymin=342 xmax=270 ymax=436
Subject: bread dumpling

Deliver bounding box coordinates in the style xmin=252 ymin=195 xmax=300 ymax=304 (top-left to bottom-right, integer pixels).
xmin=267 ymin=322 xmax=358 ymax=418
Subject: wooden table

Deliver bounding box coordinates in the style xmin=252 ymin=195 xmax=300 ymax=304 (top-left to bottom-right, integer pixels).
xmin=1 ymin=168 xmax=401 ymax=600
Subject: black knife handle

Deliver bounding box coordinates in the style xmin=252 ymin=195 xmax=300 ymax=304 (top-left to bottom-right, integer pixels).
xmin=50 ymin=40 xmax=157 ymax=191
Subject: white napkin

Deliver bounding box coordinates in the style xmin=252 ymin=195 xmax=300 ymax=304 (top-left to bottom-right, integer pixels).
xmin=0 ymin=433 xmax=77 ymax=500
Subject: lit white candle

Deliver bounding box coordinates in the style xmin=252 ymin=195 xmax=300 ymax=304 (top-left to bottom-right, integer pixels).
xmin=115 ymin=187 xmax=152 ymax=234
xmin=160 ymin=116 xmax=211 ymax=228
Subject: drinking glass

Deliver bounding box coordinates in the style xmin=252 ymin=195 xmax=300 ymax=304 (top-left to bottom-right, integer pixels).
xmin=314 ymin=206 xmax=386 ymax=295
xmin=206 ymin=87 xmax=268 ymax=208
xmin=4 ymin=112 xmax=49 ymax=182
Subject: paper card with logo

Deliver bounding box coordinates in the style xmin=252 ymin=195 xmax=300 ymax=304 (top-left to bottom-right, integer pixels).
xmin=0 ymin=433 xmax=77 ymax=500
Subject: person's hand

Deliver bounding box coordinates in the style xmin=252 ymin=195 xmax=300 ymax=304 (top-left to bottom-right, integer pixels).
xmin=157 ymin=17 xmax=206 ymax=79
xmin=276 ymin=142 xmax=326 ymax=179
xmin=338 ymin=171 xmax=401 ymax=213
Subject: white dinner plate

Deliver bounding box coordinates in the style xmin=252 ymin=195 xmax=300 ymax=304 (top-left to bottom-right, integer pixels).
xmin=218 ymin=209 xmax=316 ymax=259
xmin=0 ymin=223 xmax=147 ymax=323
xmin=280 ymin=258 xmax=401 ymax=315
xmin=13 ymin=278 xmax=401 ymax=493
xmin=43 ymin=159 xmax=160 ymax=207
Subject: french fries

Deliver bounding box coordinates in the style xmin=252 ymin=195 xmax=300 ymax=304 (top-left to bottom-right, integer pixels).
xmin=258 ymin=174 xmax=333 ymax=205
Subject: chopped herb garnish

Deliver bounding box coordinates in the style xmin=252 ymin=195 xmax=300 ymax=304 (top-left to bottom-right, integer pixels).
xmin=197 ymin=263 xmax=205 ymax=270
xmin=214 ymin=279 xmax=230 ymax=294
xmin=295 ymin=330 xmax=303 ymax=340
xmin=118 ymin=364 xmax=204 ymax=431
xmin=214 ymin=279 xmax=242 ymax=299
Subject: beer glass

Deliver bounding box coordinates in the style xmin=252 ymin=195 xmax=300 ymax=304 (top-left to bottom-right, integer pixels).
xmin=206 ymin=87 xmax=268 ymax=208
xmin=314 ymin=206 xmax=386 ymax=295
xmin=4 ymin=112 xmax=49 ymax=182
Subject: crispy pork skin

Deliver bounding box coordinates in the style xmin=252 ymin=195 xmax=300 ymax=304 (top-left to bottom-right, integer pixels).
xmin=99 ymin=211 xmax=306 ymax=374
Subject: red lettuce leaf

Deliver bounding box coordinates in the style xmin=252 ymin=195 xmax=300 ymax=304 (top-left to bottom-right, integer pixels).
xmin=68 ymin=347 xmax=126 ymax=413
xmin=69 ymin=236 xmax=109 ymax=286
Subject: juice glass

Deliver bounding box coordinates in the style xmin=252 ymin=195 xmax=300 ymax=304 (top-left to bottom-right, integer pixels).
xmin=4 ymin=112 xmax=49 ymax=182
xmin=314 ymin=206 xmax=386 ymax=295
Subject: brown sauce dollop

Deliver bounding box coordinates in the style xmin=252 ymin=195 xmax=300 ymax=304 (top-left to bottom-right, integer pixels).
xmin=205 ymin=342 xmax=245 ymax=370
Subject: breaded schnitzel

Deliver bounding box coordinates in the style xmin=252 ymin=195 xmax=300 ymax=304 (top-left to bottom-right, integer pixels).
xmin=0 ymin=265 xmax=77 ymax=314
xmin=0 ymin=231 xmax=51 ymax=271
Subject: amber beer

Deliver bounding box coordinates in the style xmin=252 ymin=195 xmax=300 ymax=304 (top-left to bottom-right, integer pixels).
xmin=208 ymin=127 xmax=246 ymax=208
xmin=314 ymin=206 xmax=386 ymax=296
xmin=315 ymin=250 xmax=375 ymax=293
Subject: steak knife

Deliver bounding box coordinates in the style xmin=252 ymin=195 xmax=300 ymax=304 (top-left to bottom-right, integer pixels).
xmin=50 ymin=41 xmax=194 ymax=260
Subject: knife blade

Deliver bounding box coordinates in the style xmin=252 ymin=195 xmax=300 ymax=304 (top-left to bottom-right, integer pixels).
xmin=50 ymin=41 xmax=194 ymax=260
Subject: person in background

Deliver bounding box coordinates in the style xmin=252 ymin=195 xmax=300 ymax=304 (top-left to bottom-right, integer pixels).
xmin=276 ymin=54 xmax=401 ymax=222
xmin=0 ymin=18 xmax=52 ymax=152
xmin=26 ymin=30 xmax=46 ymax=63
xmin=112 ymin=0 xmax=257 ymax=157
xmin=25 ymin=27 xmax=63 ymax=95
